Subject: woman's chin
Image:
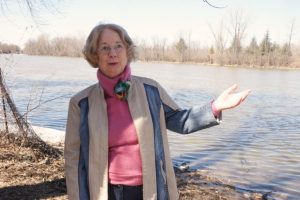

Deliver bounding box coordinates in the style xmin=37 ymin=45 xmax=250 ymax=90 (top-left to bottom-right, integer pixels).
xmin=106 ymin=71 xmax=122 ymax=78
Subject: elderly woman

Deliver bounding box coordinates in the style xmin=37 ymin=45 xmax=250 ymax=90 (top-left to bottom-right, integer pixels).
xmin=64 ymin=23 xmax=250 ymax=200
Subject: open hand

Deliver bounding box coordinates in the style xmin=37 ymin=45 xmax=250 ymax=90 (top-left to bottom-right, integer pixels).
xmin=214 ymin=84 xmax=251 ymax=111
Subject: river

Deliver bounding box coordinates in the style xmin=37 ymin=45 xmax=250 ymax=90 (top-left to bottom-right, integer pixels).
xmin=1 ymin=54 xmax=300 ymax=199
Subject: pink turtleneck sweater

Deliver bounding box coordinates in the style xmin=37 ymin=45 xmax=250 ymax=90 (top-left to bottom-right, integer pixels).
xmin=97 ymin=66 xmax=143 ymax=186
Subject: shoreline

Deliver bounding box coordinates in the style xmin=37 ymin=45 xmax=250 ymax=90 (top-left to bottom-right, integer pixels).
xmin=135 ymin=59 xmax=300 ymax=70
xmin=0 ymin=136 xmax=267 ymax=200
xmin=2 ymin=53 xmax=300 ymax=70
xmin=175 ymin=169 xmax=264 ymax=200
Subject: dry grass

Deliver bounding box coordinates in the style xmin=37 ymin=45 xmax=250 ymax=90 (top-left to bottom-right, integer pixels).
xmin=0 ymin=135 xmax=264 ymax=200
xmin=0 ymin=135 xmax=66 ymax=200
xmin=176 ymin=170 xmax=263 ymax=200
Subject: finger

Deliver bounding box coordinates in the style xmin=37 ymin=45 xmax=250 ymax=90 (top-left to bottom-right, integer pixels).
xmin=243 ymin=89 xmax=251 ymax=97
xmin=239 ymin=90 xmax=251 ymax=101
xmin=225 ymin=84 xmax=238 ymax=94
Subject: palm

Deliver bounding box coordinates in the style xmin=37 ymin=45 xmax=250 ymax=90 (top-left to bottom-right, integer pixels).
xmin=214 ymin=84 xmax=251 ymax=111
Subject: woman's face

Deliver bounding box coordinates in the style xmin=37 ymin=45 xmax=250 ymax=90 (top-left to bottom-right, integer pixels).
xmin=97 ymin=28 xmax=128 ymax=78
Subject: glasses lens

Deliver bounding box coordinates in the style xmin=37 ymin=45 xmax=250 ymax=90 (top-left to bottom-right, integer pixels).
xmin=99 ymin=44 xmax=125 ymax=55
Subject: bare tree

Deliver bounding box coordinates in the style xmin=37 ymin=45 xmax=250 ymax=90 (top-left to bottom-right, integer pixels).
xmin=134 ymin=38 xmax=149 ymax=61
xmin=151 ymin=36 xmax=167 ymax=61
xmin=282 ymin=19 xmax=295 ymax=65
xmin=0 ymin=0 xmax=62 ymax=24
xmin=23 ymin=34 xmax=84 ymax=57
xmin=186 ymin=32 xmax=192 ymax=62
xmin=0 ymin=42 xmax=21 ymax=54
xmin=23 ymin=35 xmax=51 ymax=55
xmin=209 ymin=21 xmax=227 ymax=65
xmin=227 ymin=10 xmax=248 ymax=65
xmin=202 ymin=0 xmax=227 ymax=8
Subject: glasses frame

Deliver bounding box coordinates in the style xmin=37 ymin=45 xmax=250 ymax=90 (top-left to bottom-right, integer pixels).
xmin=98 ymin=43 xmax=125 ymax=55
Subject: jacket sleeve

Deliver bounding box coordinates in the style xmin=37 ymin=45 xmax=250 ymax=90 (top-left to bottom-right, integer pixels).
xmin=64 ymin=97 xmax=81 ymax=200
xmin=157 ymin=83 xmax=221 ymax=134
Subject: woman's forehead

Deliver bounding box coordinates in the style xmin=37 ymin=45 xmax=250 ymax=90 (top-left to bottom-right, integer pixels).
xmin=99 ymin=29 xmax=122 ymax=44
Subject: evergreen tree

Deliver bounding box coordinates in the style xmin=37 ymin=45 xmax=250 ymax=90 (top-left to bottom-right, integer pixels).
xmin=209 ymin=46 xmax=215 ymax=54
xmin=175 ymin=37 xmax=187 ymax=62
xmin=229 ymin=35 xmax=242 ymax=54
xmin=259 ymin=31 xmax=272 ymax=56
xmin=246 ymin=37 xmax=259 ymax=55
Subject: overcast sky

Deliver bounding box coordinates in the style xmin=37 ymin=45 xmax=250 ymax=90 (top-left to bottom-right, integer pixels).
xmin=1 ymin=0 xmax=299 ymax=48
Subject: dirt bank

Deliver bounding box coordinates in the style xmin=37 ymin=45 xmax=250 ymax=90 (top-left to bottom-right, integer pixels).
xmin=0 ymin=137 xmax=264 ymax=200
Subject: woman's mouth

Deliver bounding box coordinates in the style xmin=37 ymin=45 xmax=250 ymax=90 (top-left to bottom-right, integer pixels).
xmin=108 ymin=62 xmax=118 ymax=66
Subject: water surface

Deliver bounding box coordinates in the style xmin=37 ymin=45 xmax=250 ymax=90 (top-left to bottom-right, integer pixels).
xmin=1 ymin=54 xmax=299 ymax=199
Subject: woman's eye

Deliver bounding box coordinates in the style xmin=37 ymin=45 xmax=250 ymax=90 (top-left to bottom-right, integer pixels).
xmin=101 ymin=46 xmax=110 ymax=51
xmin=116 ymin=44 xmax=123 ymax=49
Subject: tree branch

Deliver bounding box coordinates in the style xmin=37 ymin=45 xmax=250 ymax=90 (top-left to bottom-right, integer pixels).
xmin=203 ymin=0 xmax=227 ymax=9
xmin=21 ymin=94 xmax=68 ymax=119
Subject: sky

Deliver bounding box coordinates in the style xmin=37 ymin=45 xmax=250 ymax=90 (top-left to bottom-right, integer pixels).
xmin=1 ymin=0 xmax=300 ymax=48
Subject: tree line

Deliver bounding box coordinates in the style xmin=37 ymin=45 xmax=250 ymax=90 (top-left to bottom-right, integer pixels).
xmin=1 ymin=27 xmax=299 ymax=68
xmin=0 ymin=42 xmax=21 ymax=54
xmin=135 ymin=11 xmax=298 ymax=68
xmin=22 ymin=35 xmax=85 ymax=57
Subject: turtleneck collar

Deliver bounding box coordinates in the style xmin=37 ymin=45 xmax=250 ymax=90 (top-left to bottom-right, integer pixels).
xmin=97 ymin=65 xmax=131 ymax=98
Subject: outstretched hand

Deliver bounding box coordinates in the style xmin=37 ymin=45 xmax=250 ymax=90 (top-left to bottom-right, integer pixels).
xmin=214 ymin=84 xmax=251 ymax=111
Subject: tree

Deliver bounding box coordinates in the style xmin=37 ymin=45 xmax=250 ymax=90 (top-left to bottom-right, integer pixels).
xmin=202 ymin=0 xmax=227 ymax=8
xmin=0 ymin=42 xmax=21 ymax=54
xmin=51 ymin=36 xmax=84 ymax=57
xmin=0 ymin=0 xmax=61 ymax=24
xmin=246 ymin=37 xmax=259 ymax=55
xmin=208 ymin=46 xmax=215 ymax=64
xmin=209 ymin=21 xmax=227 ymax=65
xmin=175 ymin=37 xmax=188 ymax=62
xmin=245 ymin=37 xmax=259 ymax=66
xmin=281 ymin=43 xmax=292 ymax=57
xmin=227 ymin=10 xmax=248 ymax=65
xmin=259 ymin=31 xmax=272 ymax=56
xmin=23 ymin=35 xmax=51 ymax=55
xmin=151 ymin=37 xmax=167 ymax=61
xmin=23 ymin=34 xmax=84 ymax=57
xmin=282 ymin=20 xmax=295 ymax=65
xmin=209 ymin=46 xmax=215 ymax=54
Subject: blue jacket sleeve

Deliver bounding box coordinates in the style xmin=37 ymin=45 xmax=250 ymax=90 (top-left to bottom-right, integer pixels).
xmin=163 ymin=102 xmax=221 ymax=134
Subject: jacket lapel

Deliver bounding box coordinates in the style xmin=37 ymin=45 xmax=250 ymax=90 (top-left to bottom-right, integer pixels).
xmin=128 ymin=77 xmax=158 ymax=200
xmin=88 ymin=84 xmax=109 ymax=200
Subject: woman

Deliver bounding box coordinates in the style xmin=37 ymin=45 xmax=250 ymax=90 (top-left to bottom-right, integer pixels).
xmin=64 ymin=23 xmax=250 ymax=200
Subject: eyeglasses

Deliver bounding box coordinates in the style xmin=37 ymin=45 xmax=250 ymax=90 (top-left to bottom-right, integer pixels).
xmin=98 ymin=44 xmax=125 ymax=55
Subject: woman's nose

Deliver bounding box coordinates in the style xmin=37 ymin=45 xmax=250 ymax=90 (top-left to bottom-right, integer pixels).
xmin=108 ymin=48 xmax=118 ymax=57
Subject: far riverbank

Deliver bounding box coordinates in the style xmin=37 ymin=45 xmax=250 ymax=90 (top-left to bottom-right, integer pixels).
xmin=1 ymin=53 xmax=300 ymax=70
xmin=137 ymin=59 xmax=300 ymax=70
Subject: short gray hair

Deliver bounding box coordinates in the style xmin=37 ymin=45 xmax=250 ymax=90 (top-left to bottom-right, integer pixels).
xmin=83 ymin=23 xmax=136 ymax=68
